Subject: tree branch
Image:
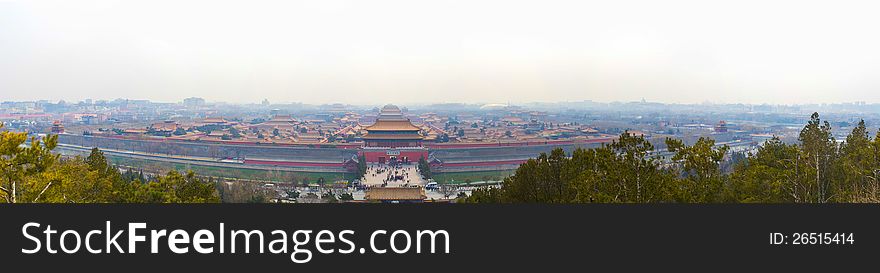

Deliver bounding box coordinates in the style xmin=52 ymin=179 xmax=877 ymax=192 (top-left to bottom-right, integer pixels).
xmin=0 ymin=184 xmax=10 ymax=203
xmin=33 ymin=181 xmax=53 ymax=203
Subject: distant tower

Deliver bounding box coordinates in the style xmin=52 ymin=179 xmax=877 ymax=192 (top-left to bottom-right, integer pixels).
xmin=714 ymin=121 xmax=728 ymax=133
xmin=51 ymin=121 xmax=65 ymax=134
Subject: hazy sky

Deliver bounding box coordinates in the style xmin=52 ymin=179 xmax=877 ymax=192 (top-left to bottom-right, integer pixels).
xmin=2 ymin=0 xmax=879 ymax=105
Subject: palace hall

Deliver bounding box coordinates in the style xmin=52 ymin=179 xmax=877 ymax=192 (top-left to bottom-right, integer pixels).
xmin=359 ymin=105 xmax=428 ymax=164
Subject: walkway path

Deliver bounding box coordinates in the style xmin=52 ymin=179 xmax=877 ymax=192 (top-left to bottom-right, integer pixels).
xmin=361 ymin=163 xmax=426 ymax=188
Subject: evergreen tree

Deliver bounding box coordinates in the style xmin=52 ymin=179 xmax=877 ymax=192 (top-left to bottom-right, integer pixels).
xmin=666 ymin=137 xmax=729 ymax=202
xmin=0 ymin=125 xmax=59 ymax=203
xmin=798 ymin=112 xmax=838 ymax=203
xmin=726 ymin=137 xmax=800 ymax=202
xmin=418 ymin=156 xmax=432 ymax=179
xmin=839 ymin=120 xmax=880 ymax=201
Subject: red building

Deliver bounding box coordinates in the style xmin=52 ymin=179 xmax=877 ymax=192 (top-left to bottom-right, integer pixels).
xmin=50 ymin=121 xmax=64 ymax=134
xmin=715 ymin=120 xmax=728 ymax=133
xmin=359 ymin=105 xmax=428 ymax=164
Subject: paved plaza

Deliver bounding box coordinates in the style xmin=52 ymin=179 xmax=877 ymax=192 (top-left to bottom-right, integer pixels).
xmin=361 ymin=163 xmax=427 ymax=188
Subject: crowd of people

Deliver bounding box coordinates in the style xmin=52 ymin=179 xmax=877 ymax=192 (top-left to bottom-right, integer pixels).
xmin=364 ymin=163 xmax=415 ymax=187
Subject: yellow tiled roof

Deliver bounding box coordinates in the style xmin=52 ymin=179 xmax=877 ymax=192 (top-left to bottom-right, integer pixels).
xmin=364 ymin=120 xmax=421 ymax=131
xmin=365 ymin=187 xmax=426 ymax=201
xmin=362 ymin=133 xmax=423 ymax=140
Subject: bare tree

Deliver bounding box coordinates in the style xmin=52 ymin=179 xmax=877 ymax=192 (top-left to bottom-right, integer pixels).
xmin=438 ymin=183 xmax=459 ymax=200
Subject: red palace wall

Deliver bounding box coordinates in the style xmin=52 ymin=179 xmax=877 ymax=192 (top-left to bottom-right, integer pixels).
xmin=243 ymin=159 xmax=343 ymax=167
xmin=361 ymin=150 xmax=428 ymax=163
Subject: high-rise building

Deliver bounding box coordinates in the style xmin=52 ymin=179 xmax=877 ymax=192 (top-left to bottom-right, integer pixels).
xmin=183 ymin=97 xmax=206 ymax=106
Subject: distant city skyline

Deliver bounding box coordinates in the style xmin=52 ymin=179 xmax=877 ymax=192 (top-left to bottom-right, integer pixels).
xmin=2 ymin=0 xmax=880 ymax=105
xmin=2 ymin=96 xmax=878 ymax=107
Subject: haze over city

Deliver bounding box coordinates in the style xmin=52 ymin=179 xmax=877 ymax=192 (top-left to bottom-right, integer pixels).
xmin=2 ymin=0 xmax=880 ymax=105
xmin=4 ymin=3 xmax=880 ymax=271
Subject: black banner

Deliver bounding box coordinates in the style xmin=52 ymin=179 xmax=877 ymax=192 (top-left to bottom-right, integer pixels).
xmin=1 ymin=204 xmax=877 ymax=271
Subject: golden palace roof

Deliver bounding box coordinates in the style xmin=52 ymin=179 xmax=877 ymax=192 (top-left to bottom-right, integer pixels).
xmin=202 ymin=117 xmax=228 ymax=124
xmin=362 ymin=133 xmax=423 ymax=140
xmin=365 ymin=187 xmax=426 ymax=201
xmin=364 ymin=120 xmax=421 ymax=132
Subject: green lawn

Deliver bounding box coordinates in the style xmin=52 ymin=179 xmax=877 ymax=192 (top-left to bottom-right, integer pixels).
xmin=432 ymin=170 xmax=515 ymax=184
xmin=101 ymin=153 xmax=512 ymax=185
xmin=106 ymin=156 xmax=354 ymax=183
